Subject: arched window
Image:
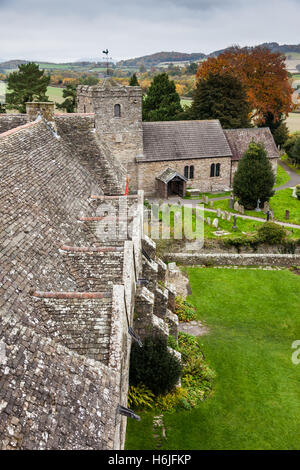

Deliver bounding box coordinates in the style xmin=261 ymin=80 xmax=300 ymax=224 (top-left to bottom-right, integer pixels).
xmin=216 ymin=163 xmax=221 ymax=177
xmin=210 ymin=164 xmax=215 ymax=178
xmin=189 ymin=165 xmax=194 ymax=179
xmin=114 ymin=104 xmax=121 ymax=117
xmin=184 ymin=166 xmax=189 ymax=178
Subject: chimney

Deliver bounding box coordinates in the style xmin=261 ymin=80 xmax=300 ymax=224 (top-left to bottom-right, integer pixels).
xmin=26 ymin=102 xmax=55 ymax=122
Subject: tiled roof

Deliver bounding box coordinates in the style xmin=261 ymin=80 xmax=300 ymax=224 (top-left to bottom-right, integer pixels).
xmin=224 ymin=128 xmax=279 ymax=161
xmin=156 ymin=168 xmax=187 ymax=184
xmin=0 ymin=119 xmax=123 ymax=449
xmin=139 ymin=120 xmax=233 ymax=162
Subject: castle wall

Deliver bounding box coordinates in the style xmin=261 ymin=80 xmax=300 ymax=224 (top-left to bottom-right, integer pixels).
xmin=137 ymin=156 xmax=232 ymax=196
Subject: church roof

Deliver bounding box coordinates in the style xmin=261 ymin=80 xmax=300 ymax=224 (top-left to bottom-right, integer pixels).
xmin=224 ymin=128 xmax=279 ymax=161
xmin=139 ymin=120 xmax=233 ymax=162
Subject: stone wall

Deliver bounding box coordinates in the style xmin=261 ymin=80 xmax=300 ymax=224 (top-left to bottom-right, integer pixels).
xmin=137 ymin=156 xmax=232 ymax=196
xmin=166 ymin=252 xmax=300 ymax=267
xmin=77 ymin=83 xmax=143 ymax=192
xmin=0 ymin=114 xmax=28 ymax=134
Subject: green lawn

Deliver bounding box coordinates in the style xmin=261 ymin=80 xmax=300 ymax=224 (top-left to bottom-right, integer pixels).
xmin=211 ymin=188 xmax=300 ymax=226
xmin=126 ymin=267 xmax=300 ymax=450
xmin=46 ymin=86 xmax=64 ymax=104
xmin=275 ymin=164 xmax=291 ymax=187
xmin=281 ymin=155 xmax=300 ymax=176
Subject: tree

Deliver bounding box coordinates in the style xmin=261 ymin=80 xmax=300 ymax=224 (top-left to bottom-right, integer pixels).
xmin=80 ymin=76 xmax=99 ymax=86
xmin=6 ymin=62 xmax=50 ymax=113
xmin=129 ymin=73 xmax=139 ymax=86
xmin=233 ymin=142 xmax=275 ymax=209
xmin=272 ymin=120 xmax=289 ymax=147
xmin=0 ymin=103 xmax=5 ymax=114
xmin=142 ymin=72 xmax=182 ymax=121
xmin=291 ymin=137 xmax=300 ymax=165
xmin=188 ymin=73 xmax=251 ymax=128
xmin=284 ymin=132 xmax=300 ymax=161
xmin=56 ymin=84 xmax=77 ymax=113
xmin=185 ymin=62 xmax=198 ymax=75
xmin=129 ymin=334 xmax=182 ymax=396
xmin=196 ymin=47 xmax=293 ymax=128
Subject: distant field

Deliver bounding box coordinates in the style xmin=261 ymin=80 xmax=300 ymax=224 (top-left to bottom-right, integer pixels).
xmin=46 ymin=86 xmax=64 ymax=104
xmin=181 ymin=99 xmax=192 ymax=107
xmin=286 ymin=112 xmax=300 ymax=133
xmin=0 ymin=81 xmax=5 ymax=103
xmin=285 ymin=52 xmax=300 ymax=59
xmin=0 ymin=83 xmax=64 ymax=108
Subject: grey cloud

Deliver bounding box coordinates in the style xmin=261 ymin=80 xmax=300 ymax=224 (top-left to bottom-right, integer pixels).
xmin=0 ymin=0 xmax=299 ymax=62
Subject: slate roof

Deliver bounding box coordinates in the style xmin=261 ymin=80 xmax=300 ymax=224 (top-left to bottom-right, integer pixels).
xmin=0 ymin=119 xmax=125 ymax=450
xmin=224 ymin=128 xmax=279 ymax=161
xmin=156 ymin=168 xmax=188 ymax=184
xmin=139 ymin=120 xmax=233 ymax=162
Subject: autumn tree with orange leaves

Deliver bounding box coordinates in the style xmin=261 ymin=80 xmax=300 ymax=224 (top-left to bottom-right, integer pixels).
xmin=196 ymin=47 xmax=294 ymax=130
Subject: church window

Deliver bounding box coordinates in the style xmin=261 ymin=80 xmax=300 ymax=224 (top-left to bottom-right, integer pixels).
xmin=184 ymin=166 xmax=189 ymax=178
xmin=216 ymin=163 xmax=221 ymax=177
xmin=210 ymin=164 xmax=215 ymax=177
xmin=114 ymin=104 xmax=121 ymax=117
xmin=189 ymin=165 xmax=194 ymax=179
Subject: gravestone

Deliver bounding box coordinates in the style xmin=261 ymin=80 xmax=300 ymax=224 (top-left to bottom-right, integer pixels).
xmin=227 ymin=213 xmax=232 ymax=222
xmin=270 ymin=208 xmax=274 ymax=221
xmin=232 ymin=215 xmax=237 ymax=231
xmin=292 ymin=187 xmax=297 ymax=198
xmin=239 ymin=205 xmax=245 ymax=215
xmin=263 ymin=201 xmax=269 ymax=214
xmin=229 ymin=197 xmax=234 ymax=210
xmin=234 ymin=201 xmax=240 ymax=212
xmin=285 ymin=210 xmax=290 ymax=220
xmin=204 ymin=196 xmax=209 ymax=205
xmin=212 ymin=218 xmax=219 ymax=228
xmin=216 ymin=208 xmax=221 ymax=218
xmin=206 ymin=217 xmax=211 ymax=225
xmin=221 ymin=211 xmax=226 ymax=220
xmin=210 ymin=201 xmax=214 ymax=208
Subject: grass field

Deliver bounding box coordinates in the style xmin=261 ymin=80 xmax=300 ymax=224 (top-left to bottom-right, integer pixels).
xmin=126 ymin=267 xmax=300 ymax=450
xmin=287 ymin=113 xmax=300 ymax=133
xmin=275 ymin=164 xmax=291 ymax=187
xmin=210 ymin=188 xmax=300 ymax=226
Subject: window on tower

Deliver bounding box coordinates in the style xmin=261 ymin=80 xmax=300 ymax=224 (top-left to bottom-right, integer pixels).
xmin=114 ymin=104 xmax=121 ymax=117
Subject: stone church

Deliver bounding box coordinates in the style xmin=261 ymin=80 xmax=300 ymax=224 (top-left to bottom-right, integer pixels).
xmin=77 ymin=79 xmax=279 ymax=198
xmin=0 ymin=78 xmax=278 ymax=450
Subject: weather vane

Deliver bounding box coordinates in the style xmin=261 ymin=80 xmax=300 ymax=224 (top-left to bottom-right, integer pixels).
xmin=102 ymin=49 xmax=110 ymax=77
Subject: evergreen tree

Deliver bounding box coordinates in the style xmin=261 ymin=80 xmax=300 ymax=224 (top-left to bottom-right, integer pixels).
xmin=233 ymin=142 xmax=275 ymax=209
xmin=188 ymin=73 xmax=251 ymax=128
xmin=272 ymin=120 xmax=289 ymax=148
xmin=291 ymin=137 xmax=300 ymax=165
xmin=129 ymin=73 xmax=139 ymax=86
xmin=56 ymin=84 xmax=77 ymax=113
xmin=6 ymin=62 xmax=50 ymax=113
xmin=142 ymin=72 xmax=182 ymax=121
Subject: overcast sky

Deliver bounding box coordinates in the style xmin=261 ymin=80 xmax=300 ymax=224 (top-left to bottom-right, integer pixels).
xmin=0 ymin=0 xmax=300 ymax=62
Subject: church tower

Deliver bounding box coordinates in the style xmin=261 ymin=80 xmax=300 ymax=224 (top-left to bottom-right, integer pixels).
xmin=77 ymin=79 xmax=143 ymax=192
